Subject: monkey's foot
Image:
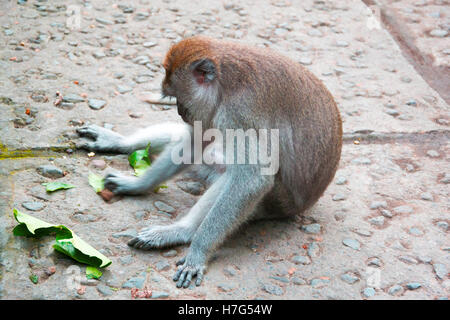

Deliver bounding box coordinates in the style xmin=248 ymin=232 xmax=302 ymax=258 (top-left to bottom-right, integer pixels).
xmin=104 ymin=172 xmax=141 ymax=195
xmin=173 ymin=256 xmax=206 ymax=288
xmin=76 ymin=125 xmax=126 ymax=152
xmin=128 ymin=225 xmax=192 ymax=249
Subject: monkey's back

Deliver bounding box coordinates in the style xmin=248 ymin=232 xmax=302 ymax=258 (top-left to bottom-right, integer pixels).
xmin=210 ymin=39 xmax=343 ymax=214
xmin=171 ymin=37 xmax=343 ymax=214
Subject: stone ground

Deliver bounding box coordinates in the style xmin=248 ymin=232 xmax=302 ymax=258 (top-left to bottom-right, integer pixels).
xmin=0 ymin=0 xmax=448 ymax=300
xmin=372 ymin=0 xmax=450 ymax=103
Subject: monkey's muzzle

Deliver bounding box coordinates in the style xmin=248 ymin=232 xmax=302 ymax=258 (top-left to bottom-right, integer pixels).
xmin=177 ymin=101 xmax=189 ymax=123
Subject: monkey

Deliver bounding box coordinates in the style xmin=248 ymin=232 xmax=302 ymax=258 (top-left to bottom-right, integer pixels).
xmin=76 ymin=36 xmax=342 ymax=288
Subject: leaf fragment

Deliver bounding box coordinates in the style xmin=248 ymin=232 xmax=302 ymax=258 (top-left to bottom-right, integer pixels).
xmin=153 ymin=185 xmax=168 ymax=193
xmin=29 ymin=274 xmax=39 ymax=284
xmin=86 ymin=266 xmax=103 ymax=280
xmin=88 ymin=172 xmax=104 ymax=193
xmin=42 ymin=182 xmax=75 ymax=192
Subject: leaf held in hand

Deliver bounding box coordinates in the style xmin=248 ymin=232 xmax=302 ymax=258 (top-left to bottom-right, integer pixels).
xmin=128 ymin=143 xmax=151 ymax=176
xmin=13 ymin=209 xmax=111 ymax=268
xmin=88 ymin=172 xmax=104 ymax=193
xmin=42 ymin=182 xmax=75 ymax=192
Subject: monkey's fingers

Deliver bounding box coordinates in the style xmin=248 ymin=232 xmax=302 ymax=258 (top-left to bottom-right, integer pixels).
xmin=127 ymin=237 xmax=139 ymax=247
xmin=176 ymin=257 xmax=186 ymax=266
xmin=76 ymin=126 xmax=99 ymax=140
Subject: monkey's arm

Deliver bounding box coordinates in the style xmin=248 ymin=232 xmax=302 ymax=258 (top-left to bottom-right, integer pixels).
xmin=76 ymin=122 xmax=191 ymax=154
xmin=103 ymin=136 xmax=193 ymax=195
xmin=173 ymin=166 xmax=274 ymax=287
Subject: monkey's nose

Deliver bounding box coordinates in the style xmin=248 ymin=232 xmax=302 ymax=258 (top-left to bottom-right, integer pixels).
xmin=177 ymin=102 xmax=189 ymax=122
xmin=161 ymin=86 xmax=169 ymax=98
xmin=161 ymin=80 xmax=173 ymax=98
xmin=177 ymin=102 xmax=185 ymax=116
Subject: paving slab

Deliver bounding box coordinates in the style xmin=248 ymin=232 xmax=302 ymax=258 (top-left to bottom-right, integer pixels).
xmin=374 ymin=0 xmax=449 ymax=102
xmin=0 ymin=0 xmax=449 ymax=299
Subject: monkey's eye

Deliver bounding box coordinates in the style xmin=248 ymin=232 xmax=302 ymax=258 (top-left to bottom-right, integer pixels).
xmin=191 ymin=59 xmax=216 ymax=84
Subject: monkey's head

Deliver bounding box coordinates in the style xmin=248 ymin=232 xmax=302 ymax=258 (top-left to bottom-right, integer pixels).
xmin=161 ymin=37 xmax=221 ymax=125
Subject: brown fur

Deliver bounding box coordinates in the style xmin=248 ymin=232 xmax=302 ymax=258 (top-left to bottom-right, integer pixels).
xmin=163 ymin=36 xmax=342 ymax=215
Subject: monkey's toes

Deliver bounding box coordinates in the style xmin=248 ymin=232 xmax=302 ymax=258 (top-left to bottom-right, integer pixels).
xmin=128 ymin=236 xmax=151 ymax=249
xmin=176 ymin=257 xmax=186 ymax=266
xmin=173 ymin=259 xmax=205 ymax=288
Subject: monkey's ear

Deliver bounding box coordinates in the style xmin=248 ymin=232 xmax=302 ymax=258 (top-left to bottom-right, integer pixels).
xmin=190 ymin=59 xmax=216 ymax=84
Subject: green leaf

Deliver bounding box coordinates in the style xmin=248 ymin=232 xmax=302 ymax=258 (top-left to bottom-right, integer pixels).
xmin=13 ymin=208 xmax=71 ymax=238
xmin=128 ymin=149 xmax=148 ymax=168
xmin=153 ymin=185 xmax=168 ymax=193
xmin=88 ymin=172 xmax=104 ymax=193
xmin=128 ymin=143 xmax=151 ymax=176
xmin=13 ymin=209 xmax=111 ymax=268
xmin=53 ymin=235 xmax=110 ymax=268
xmin=29 ymin=274 xmax=39 ymax=284
xmin=42 ymin=182 xmax=75 ymax=192
xmin=86 ymin=266 xmax=102 ymax=280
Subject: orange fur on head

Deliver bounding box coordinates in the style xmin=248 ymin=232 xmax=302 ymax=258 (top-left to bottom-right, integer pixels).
xmin=163 ymin=36 xmax=219 ymax=74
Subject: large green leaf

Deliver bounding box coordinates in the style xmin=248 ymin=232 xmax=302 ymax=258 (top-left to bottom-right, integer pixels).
xmin=13 ymin=209 xmax=111 ymax=268
xmin=13 ymin=208 xmax=72 ymax=238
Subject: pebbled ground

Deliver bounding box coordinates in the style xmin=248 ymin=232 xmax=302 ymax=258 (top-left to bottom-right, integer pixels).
xmin=0 ymin=0 xmax=448 ymax=300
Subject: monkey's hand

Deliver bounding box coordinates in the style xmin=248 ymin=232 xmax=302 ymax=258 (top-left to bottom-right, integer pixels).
xmin=173 ymin=254 xmax=206 ymax=288
xmin=76 ymin=125 xmax=126 ymax=153
xmin=104 ymin=171 xmax=143 ymax=195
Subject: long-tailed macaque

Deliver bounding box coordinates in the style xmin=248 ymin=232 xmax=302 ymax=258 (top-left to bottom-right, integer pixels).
xmin=77 ymin=36 xmax=342 ymax=287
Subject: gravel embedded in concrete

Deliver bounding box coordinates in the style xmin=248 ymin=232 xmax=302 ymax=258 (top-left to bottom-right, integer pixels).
xmin=1 ymin=0 xmax=448 ymax=301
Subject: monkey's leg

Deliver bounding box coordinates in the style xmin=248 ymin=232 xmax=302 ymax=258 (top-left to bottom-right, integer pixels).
xmin=128 ymin=172 xmax=224 ymax=249
xmin=251 ymin=181 xmax=299 ymax=220
xmin=173 ymin=166 xmax=274 ymax=287
xmin=76 ymin=122 xmax=191 ymax=154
